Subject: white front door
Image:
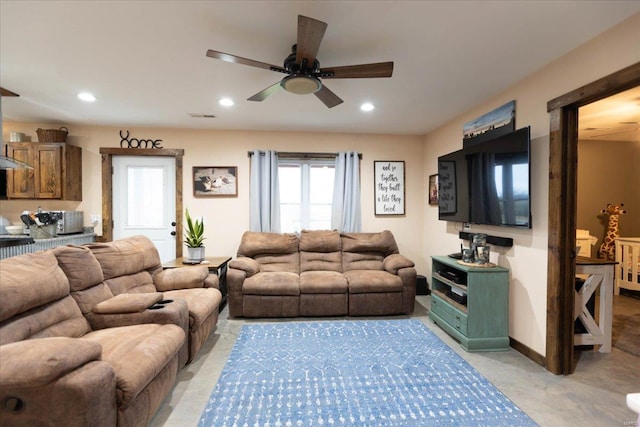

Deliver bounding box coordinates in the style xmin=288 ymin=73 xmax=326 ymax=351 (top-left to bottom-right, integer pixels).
xmin=112 ymin=156 xmax=176 ymax=262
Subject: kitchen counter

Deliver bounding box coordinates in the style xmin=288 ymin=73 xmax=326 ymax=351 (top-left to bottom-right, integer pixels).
xmin=0 ymin=236 xmax=35 ymax=247
xmin=0 ymin=231 xmax=96 ymax=260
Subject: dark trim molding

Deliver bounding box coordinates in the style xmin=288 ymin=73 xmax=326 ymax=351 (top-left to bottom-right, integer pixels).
xmin=545 ymin=61 xmax=639 ymax=375
xmin=510 ymin=337 xmax=545 ymax=367
xmin=99 ymin=148 xmax=184 ymax=257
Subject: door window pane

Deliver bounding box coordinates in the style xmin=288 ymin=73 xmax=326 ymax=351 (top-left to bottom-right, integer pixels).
xmin=127 ymin=166 xmax=164 ymax=227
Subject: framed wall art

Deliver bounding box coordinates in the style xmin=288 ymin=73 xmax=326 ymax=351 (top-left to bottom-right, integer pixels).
xmin=374 ymin=161 xmax=405 ymax=215
xmin=428 ymin=174 xmax=438 ymax=206
xmin=193 ymin=166 xmax=238 ymax=197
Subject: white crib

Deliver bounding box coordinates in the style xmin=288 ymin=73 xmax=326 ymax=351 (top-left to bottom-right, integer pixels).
xmin=615 ymin=237 xmax=640 ymax=294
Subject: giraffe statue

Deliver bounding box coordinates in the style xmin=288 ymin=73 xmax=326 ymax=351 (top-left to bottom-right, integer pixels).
xmin=598 ymin=203 xmax=627 ymax=261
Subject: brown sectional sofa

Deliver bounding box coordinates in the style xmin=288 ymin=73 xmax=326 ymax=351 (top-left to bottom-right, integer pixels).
xmin=227 ymin=229 xmax=416 ymax=318
xmin=0 ymin=236 xmax=222 ymax=427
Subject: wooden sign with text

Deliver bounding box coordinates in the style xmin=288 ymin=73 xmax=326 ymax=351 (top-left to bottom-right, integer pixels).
xmin=374 ymin=161 xmax=405 ymax=215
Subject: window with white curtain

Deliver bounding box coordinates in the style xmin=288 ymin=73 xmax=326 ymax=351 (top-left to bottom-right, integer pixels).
xmin=278 ymin=158 xmax=335 ymax=233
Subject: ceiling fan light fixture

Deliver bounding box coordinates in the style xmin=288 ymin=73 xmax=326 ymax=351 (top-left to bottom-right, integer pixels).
xmin=281 ymin=75 xmax=321 ymax=95
xmin=218 ymin=97 xmax=234 ymax=107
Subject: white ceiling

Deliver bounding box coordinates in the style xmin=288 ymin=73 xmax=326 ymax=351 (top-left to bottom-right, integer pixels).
xmin=1 ymin=1 xmax=639 ymax=136
xmin=579 ymin=86 xmax=640 ymax=142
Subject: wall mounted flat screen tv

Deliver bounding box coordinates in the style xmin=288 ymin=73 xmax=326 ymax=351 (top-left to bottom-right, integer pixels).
xmin=438 ymin=126 xmax=531 ymax=228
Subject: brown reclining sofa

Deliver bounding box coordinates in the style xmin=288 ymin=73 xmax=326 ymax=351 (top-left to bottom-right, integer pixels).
xmin=227 ymin=229 xmax=416 ymax=318
xmin=0 ymin=235 xmax=222 ymax=427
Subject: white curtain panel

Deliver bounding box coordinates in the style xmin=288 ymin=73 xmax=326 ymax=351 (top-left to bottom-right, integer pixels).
xmin=332 ymin=151 xmax=361 ymax=232
xmin=249 ymin=150 xmax=281 ymax=232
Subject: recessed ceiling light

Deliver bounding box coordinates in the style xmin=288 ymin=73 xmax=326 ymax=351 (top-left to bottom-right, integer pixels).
xmin=77 ymin=92 xmax=96 ymax=102
xmin=360 ymin=102 xmax=375 ymax=112
xmin=219 ymin=97 xmax=234 ymax=107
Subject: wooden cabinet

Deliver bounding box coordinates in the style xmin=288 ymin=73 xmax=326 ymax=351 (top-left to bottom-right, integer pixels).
xmin=5 ymin=142 xmax=82 ymax=200
xmin=429 ymin=255 xmax=510 ymax=352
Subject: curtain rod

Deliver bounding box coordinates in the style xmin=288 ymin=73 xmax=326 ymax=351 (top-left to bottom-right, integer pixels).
xmin=248 ymin=151 xmax=362 ymax=160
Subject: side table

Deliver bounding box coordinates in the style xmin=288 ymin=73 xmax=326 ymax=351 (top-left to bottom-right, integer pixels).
xmin=162 ymin=256 xmax=232 ymax=310
xmin=575 ymin=256 xmax=616 ymax=353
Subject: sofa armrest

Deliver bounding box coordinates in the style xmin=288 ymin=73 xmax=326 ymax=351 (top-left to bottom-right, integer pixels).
xmin=0 ymin=337 xmax=102 ymax=388
xmin=204 ymin=273 xmax=220 ymax=289
xmin=383 ymin=254 xmax=415 ymax=274
xmin=86 ymin=298 xmax=189 ymax=332
xmin=153 ymin=266 xmax=209 ymax=291
xmin=92 ymin=293 xmax=163 ymax=314
xmin=0 ymin=338 xmax=117 ymax=427
xmin=229 ymin=257 xmax=260 ymax=277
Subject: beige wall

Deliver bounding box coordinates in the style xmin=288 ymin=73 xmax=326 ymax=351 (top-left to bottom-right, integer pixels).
xmin=422 ymin=13 xmax=640 ymax=356
xmin=0 ymin=124 xmax=426 ymax=273
xmin=577 ymin=139 xmax=640 ymax=253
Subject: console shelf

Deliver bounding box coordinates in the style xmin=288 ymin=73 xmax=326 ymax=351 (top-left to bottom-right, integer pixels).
xmin=429 ymin=255 xmax=510 ymax=352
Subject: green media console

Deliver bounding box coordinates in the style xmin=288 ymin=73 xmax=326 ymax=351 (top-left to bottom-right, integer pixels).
xmin=429 ymin=255 xmax=510 ymax=352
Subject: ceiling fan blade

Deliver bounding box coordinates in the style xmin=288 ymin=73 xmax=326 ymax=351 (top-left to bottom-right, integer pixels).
xmin=206 ymin=50 xmax=286 ymax=72
xmin=321 ymin=62 xmax=394 ymax=79
xmin=0 ymin=87 xmax=20 ymax=97
xmin=247 ymin=81 xmax=283 ymax=102
xmin=296 ymin=15 xmax=327 ymax=66
xmin=314 ymin=84 xmax=343 ymax=108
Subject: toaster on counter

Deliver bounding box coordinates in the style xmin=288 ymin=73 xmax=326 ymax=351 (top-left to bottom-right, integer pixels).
xmin=55 ymin=211 xmax=84 ymax=234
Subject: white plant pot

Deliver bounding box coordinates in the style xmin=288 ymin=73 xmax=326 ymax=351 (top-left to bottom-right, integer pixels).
xmin=186 ymin=246 xmax=205 ymax=263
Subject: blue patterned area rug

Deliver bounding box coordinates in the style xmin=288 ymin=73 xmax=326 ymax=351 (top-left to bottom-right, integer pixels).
xmin=198 ymin=319 xmax=537 ymax=426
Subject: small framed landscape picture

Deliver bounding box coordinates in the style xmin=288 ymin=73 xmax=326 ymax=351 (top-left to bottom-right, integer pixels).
xmin=193 ymin=166 xmax=238 ymax=197
xmin=428 ymin=174 xmax=438 ymax=205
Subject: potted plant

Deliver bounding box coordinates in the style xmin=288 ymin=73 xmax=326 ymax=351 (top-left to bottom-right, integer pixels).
xmin=184 ymin=208 xmax=205 ymax=263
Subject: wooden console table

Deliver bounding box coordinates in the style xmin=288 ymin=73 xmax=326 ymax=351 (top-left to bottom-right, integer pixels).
xmin=162 ymin=256 xmax=232 ymax=309
xmin=574 ymin=256 xmax=616 ymax=353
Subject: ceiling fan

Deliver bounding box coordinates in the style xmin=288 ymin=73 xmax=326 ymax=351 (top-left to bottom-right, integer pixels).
xmin=205 ymin=15 xmax=393 ymax=108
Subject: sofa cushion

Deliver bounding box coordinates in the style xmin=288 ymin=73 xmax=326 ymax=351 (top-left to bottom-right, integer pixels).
xmin=254 ymin=253 xmax=300 ymax=274
xmin=341 ymin=231 xmax=400 ymax=272
xmin=54 ymin=245 xmax=105 ymax=291
xmin=300 ymin=229 xmax=342 ymax=273
xmin=82 ymin=324 xmax=184 ymax=408
xmin=153 ymin=266 xmax=209 ymax=291
xmin=344 ymin=270 xmax=403 ymax=293
xmin=243 ymin=272 xmax=300 ymax=296
xmin=0 ymin=296 xmax=92 ymax=345
xmin=105 ymin=271 xmax=157 ymax=295
xmin=341 ymin=230 xmax=399 ymax=255
xmin=299 ymin=229 xmax=341 ymax=252
xmin=341 ymin=251 xmax=385 ymax=272
xmin=53 ymin=245 xmax=116 ymax=314
xmin=86 ymin=235 xmax=162 ymax=280
xmin=238 ymin=231 xmax=300 ymax=274
xmin=0 ymin=251 xmax=71 ymax=323
xmin=237 ymin=231 xmax=299 ymax=257
xmin=70 ymin=283 xmax=116 ymax=315
xmin=300 ymin=271 xmax=348 ymax=294
xmin=161 ymin=288 xmax=222 ymax=330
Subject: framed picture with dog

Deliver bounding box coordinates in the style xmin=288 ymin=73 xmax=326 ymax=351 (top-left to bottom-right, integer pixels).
xmin=193 ymin=166 xmax=238 ymax=197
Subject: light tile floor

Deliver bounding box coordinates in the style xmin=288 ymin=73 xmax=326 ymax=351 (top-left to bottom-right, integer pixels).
xmin=150 ymin=294 xmax=640 ymax=427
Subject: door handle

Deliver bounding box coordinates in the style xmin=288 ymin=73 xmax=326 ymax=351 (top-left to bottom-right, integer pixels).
xmin=170 ymin=231 xmax=176 ymax=236
xmin=171 ymin=221 xmax=176 ymax=227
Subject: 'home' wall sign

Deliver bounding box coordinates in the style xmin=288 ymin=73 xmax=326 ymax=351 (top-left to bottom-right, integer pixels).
xmin=119 ymin=130 xmax=163 ymax=149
